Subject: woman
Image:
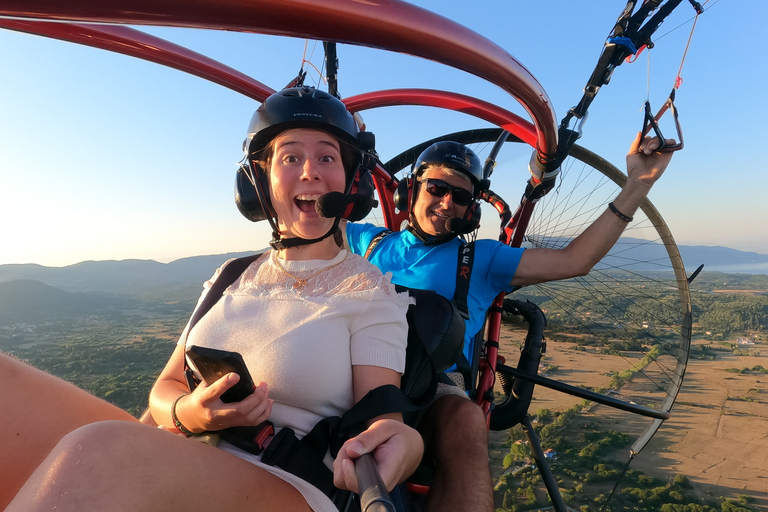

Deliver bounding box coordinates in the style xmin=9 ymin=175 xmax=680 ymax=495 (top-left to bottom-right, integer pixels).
xmin=2 ymin=87 xmax=422 ymax=512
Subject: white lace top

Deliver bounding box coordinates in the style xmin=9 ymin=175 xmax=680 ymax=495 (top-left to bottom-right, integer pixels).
xmin=184 ymin=249 xmax=412 ymax=436
xmin=180 ymin=250 xmax=412 ymax=512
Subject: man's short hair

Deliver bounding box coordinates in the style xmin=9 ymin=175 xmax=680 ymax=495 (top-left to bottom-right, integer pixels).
xmin=420 ymin=164 xmax=474 ymax=192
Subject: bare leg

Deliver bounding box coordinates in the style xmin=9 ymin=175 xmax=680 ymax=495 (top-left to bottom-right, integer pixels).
xmin=0 ymin=354 xmax=137 ymax=508
xmin=418 ymin=395 xmax=494 ymax=512
xmin=6 ymin=421 xmax=312 ymax=512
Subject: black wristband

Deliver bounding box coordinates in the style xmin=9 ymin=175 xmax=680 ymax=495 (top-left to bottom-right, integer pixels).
xmin=608 ymin=202 xmax=633 ymax=222
xmin=171 ymin=392 xmax=196 ymax=436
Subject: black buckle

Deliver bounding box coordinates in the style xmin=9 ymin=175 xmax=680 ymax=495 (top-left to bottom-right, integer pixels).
xmin=219 ymin=421 xmax=275 ymax=455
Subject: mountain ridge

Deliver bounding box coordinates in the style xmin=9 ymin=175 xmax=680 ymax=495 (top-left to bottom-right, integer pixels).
xmin=0 ymin=250 xmax=261 ymax=295
xmin=1 ymin=241 xmax=767 ymax=296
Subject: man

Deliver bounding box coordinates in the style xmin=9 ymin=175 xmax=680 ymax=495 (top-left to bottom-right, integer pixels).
xmin=344 ymin=133 xmax=674 ymax=511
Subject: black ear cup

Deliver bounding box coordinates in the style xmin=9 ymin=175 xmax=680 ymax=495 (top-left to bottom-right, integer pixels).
xmin=393 ymin=177 xmax=411 ymax=213
xmin=459 ymin=202 xmax=481 ymax=233
xmin=344 ymin=170 xmax=378 ymax=222
xmin=235 ymin=162 xmax=272 ymax=222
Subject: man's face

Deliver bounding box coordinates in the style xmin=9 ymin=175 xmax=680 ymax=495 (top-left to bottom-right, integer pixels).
xmin=411 ymin=166 xmax=474 ymax=237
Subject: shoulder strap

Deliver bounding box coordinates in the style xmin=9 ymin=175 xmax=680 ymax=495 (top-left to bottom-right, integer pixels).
xmin=454 ymin=241 xmax=474 ymax=320
xmin=452 ymin=241 xmax=475 ymax=386
xmin=183 ymin=252 xmax=264 ymax=391
xmin=363 ymin=229 xmax=392 ymax=260
xmin=186 ymin=252 xmax=264 ymax=335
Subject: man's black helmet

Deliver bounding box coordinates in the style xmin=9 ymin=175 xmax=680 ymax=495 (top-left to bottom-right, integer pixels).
xmin=412 ymin=141 xmax=484 ymax=191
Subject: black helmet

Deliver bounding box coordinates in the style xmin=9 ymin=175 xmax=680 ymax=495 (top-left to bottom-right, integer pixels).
xmin=412 ymin=141 xmax=484 ymax=191
xmin=236 ymin=86 xmax=377 ymax=250
xmin=399 ymin=141 xmax=485 ymax=245
xmin=245 ymin=86 xmax=364 ymax=171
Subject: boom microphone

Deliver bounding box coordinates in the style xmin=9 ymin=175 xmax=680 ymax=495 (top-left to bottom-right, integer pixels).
xmin=315 ymin=192 xmax=351 ymax=218
xmin=315 ymin=191 xmax=376 ymax=219
xmin=445 ymin=216 xmax=473 ymax=234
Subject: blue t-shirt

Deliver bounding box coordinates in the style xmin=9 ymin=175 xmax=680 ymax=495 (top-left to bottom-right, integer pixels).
xmin=346 ymin=223 xmax=525 ymax=367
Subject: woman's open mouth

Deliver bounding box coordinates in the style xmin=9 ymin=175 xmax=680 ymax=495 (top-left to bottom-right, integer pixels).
xmin=295 ymin=194 xmax=321 ymax=214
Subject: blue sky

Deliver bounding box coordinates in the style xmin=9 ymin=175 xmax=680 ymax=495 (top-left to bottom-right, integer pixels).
xmin=0 ymin=0 xmax=763 ymax=267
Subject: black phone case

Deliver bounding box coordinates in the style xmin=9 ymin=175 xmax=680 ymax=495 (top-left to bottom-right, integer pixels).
xmin=186 ymin=345 xmax=255 ymax=403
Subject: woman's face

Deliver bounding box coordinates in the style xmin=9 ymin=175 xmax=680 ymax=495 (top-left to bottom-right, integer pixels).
xmin=268 ymin=128 xmax=347 ymax=240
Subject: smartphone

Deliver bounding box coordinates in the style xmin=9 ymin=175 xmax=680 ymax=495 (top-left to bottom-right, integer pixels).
xmin=185 ymin=345 xmax=255 ymax=403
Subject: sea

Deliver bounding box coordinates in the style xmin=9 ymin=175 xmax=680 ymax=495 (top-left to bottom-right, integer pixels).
xmin=698 ymin=263 xmax=768 ymax=275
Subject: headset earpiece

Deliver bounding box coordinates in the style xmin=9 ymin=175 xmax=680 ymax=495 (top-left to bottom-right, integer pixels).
xmin=344 ymin=169 xmax=377 ymax=222
xmin=460 ymin=201 xmax=481 ymax=233
xmin=393 ymin=176 xmax=412 ymax=213
xmin=235 ymin=161 xmax=273 ymax=222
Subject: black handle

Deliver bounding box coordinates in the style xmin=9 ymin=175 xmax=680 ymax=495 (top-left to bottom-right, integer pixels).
xmin=355 ymin=453 xmax=396 ymax=512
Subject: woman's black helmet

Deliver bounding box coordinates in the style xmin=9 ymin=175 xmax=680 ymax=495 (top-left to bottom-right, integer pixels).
xmin=235 ymin=86 xmax=376 ymax=250
xmin=245 ymin=86 xmax=366 ymax=174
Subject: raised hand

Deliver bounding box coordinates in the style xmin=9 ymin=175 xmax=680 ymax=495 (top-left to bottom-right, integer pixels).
xmin=626 ymin=132 xmax=677 ymax=186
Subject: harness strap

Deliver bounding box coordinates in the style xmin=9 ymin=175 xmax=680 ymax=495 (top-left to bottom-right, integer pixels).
xmin=454 ymin=241 xmax=474 ymax=320
xmin=260 ymin=384 xmax=426 ymax=511
xmin=452 ymin=242 xmax=476 ymax=387
xmin=363 ymin=229 xmax=392 ymax=260
xmin=262 ymin=425 xmax=337 ymax=495
xmin=182 ymin=252 xmax=265 ymax=392
xmin=187 ymin=252 xmax=264 ymax=334
xmin=363 ymin=231 xmax=474 ymax=322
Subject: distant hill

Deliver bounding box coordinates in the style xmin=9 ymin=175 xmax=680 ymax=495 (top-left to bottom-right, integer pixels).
xmin=0 ymin=242 xmax=766 ymax=298
xmin=0 ymin=250 xmax=260 ymax=295
xmin=612 ymin=239 xmax=768 ymax=273
xmin=0 ymin=280 xmax=137 ymax=325
xmin=526 ymin=237 xmax=768 ymax=273
xmin=677 ymin=244 xmax=768 ymax=266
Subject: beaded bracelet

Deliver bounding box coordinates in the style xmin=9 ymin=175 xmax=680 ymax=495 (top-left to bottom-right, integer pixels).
xmin=608 ymin=202 xmax=633 ymax=223
xmin=171 ymin=392 xmax=195 ymax=436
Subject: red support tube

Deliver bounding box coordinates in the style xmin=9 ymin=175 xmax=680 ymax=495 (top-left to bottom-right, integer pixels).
xmin=0 ymin=0 xmax=559 ymax=162
xmin=0 ymin=19 xmax=275 ymax=101
xmin=345 ymin=89 xmax=537 ymax=148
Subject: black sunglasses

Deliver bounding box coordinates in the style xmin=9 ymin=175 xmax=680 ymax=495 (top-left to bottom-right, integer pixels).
xmin=420 ymin=178 xmax=474 ymax=206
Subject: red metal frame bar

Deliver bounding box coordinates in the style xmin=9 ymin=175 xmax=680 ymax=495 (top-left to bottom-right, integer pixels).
xmin=345 ymin=89 xmax=537 ymax=148
xmin=344 ymin=89 xmax=538 ymax=232
xmin=0 ymin=19 xmax=275 ymax=101
xmin=0 ymin=0 xmax=558 ymax=163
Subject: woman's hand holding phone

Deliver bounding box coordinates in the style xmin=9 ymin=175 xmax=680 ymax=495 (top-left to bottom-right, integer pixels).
xmin=173 ymin=346 xmax=273 ymax=433
xmin=181 ymin=377 xmax=273 ymax=432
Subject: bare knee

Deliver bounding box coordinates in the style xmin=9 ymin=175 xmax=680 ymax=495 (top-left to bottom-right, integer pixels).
xmin=60 ymin=420 xmax=139 ymax=447
xmin=421 ymin=396 xmax=487 ymax=457
xmin=7 ymin=421 xmax=173 ymax=509
xmin=426 ymin=395 xmax=485 ymax=432
xmin=45 ymin=421 xmax=152 ymax=479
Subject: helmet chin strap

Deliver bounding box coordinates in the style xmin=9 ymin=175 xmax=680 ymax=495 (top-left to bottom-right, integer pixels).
xmin=269 ymin=216 xmax=342 ymax=250
xmin=268 ymin=162 xmax=360 ymax=251
xmin=406 ymin=214 xmax=463 ymax=247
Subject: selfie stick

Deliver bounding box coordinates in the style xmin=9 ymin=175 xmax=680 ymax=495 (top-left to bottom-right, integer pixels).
xmin=355 ymin=453 xmax=396 ymax=512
